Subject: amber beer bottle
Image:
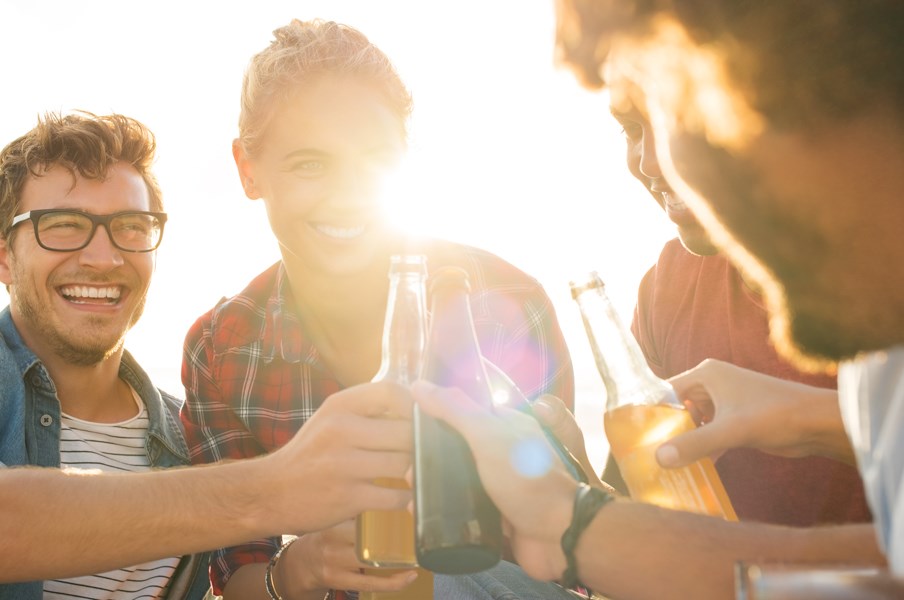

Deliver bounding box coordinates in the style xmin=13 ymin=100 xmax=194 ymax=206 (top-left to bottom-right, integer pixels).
xmin=570 ymin=272 xmax=737 ymax=520
xmin=413 ymin=266 xmax=503 ymax=574
xmin=356 ymin=255 xmax=427 ymax=568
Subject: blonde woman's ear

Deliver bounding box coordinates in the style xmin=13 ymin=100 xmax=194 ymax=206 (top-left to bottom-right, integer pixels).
xmin=232 ymin=138 xmax=261 ymax=200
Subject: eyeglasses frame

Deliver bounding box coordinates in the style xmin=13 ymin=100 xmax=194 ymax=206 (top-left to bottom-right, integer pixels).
xmin=7 ymin=209 xmax=168 ymax=253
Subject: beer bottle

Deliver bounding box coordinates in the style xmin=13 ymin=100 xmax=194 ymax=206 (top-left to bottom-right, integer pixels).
xmin=413 ymin=266 xmax=503 ymax=574
xmin=570 ymin=271 xmax=737 ymax=520
xmin=357 ymin=254 xmax=427 ymax=567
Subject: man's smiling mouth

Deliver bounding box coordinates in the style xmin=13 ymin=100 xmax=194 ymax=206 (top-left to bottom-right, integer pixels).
xmin=59 ymin=285 xmax=123 ymax=305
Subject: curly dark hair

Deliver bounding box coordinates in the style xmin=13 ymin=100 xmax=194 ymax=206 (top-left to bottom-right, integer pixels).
xmin=0 ymin=111 xmax=162 ymax=240
xmin=556 ymin=0 xmax=904 ymax=130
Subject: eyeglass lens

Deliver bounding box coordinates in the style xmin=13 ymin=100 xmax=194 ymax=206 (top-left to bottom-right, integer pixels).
xmin=36 ymin=211 xmax=163 ymax=251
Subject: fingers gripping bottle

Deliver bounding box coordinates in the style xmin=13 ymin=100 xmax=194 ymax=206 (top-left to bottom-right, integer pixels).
xmin=357 ymin=255 xmax=428 ymax=567
xmin=413 ymin=266 xmax=503 ymax=574
xmin=570 ymin=272 xmax=737 ymax=520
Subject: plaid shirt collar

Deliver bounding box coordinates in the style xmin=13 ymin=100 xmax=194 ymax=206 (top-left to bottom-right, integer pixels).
xmin=257 ymin=262 xmax=320 ymax=366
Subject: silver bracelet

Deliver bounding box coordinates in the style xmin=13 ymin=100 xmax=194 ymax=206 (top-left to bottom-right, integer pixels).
xmin=265 ymin=537 xmax=298 ymax=600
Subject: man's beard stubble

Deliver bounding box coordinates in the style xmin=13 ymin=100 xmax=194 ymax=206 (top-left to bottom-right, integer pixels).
xmin=667 ymin=133 xmax=850 ymax=372
xmin=13 ymin=280 xmax=142 ymax=367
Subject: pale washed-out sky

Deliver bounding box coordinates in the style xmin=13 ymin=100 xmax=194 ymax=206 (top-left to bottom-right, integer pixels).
xmin=0 ymin=0 xmax=677 ymax=472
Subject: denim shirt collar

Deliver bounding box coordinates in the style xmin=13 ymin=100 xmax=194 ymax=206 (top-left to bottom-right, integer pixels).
xmin=0 ymin=307 xmax=41 ymax=377
xmin=0 ymin=307 xmax=189 ymax=467
xmin=118 ymin=350 xmax=191 ymax=465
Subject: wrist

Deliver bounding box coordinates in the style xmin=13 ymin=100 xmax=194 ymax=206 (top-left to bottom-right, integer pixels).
xmin=543 ymin=475 xmax=581 ymax=552
xmin=266 ymin=537 xmax=298 ymax=600
xmin=560 ymin=483 xmax=616 ymax=591
xmin=273 ymin=534 xmax=330 ymax=599
xmin=226 ymin=455 xmax=293 ymax=539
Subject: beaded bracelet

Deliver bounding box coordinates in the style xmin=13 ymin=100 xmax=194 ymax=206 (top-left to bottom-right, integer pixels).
xmin=560 ymin=483 xmax=616 ymax=591
xmin=265 ymin=537 xmax=298 ymax=600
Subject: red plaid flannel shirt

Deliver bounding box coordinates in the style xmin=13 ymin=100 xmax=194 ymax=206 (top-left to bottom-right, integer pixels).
xmin=180 ymin=240 xmax=575 ymax=596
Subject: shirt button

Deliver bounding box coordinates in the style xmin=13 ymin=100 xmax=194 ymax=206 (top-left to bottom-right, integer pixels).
xmin=40 ymin=414 xmax=53 ymax=427
xmin=31 ymin=375 xmax=42 ymax=387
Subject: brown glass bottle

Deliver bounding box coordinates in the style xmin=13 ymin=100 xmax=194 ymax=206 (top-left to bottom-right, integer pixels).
xmin=413 ymin=266 xmax=503 ymax=574
xmin=570 ymin=271 xmax=737 ymax=520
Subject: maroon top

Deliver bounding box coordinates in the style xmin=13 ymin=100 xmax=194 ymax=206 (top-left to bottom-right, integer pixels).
xmin=631 ymin=238 xmax=871 ymax=526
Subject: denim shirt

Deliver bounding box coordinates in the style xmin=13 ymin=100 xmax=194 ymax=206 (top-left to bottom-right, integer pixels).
xmin=0 ymin=307 xmax=210 ymax=600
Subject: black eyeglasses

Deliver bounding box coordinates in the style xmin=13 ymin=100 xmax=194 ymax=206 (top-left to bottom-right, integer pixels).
xmin=8 ymin=209 xmax=167 ymax=252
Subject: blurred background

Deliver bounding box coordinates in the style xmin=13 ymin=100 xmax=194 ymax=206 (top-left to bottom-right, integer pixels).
xmin=0 ymin=0 xmax=675 ymax=474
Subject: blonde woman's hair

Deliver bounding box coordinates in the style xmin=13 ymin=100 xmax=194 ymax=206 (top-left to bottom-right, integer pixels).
xmin=238 ymin=19 xmax=413 ymax=156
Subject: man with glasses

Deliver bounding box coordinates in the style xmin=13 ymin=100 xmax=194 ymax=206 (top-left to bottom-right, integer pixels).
xmin=0 ymin=111 xmax=210 ymax=599
xmin=0 ymin=112 xmax=414 ymax=599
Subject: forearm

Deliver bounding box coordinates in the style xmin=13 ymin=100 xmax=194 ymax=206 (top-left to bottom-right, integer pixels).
xmin=793 ymin=388 xmax=856 ymax=464
xmin=0 ymin=460 xmax=278 ymax=582
xmin=575 ymin=502 xmax=884 ymax=600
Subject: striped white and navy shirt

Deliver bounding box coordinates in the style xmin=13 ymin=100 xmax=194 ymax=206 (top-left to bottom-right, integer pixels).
xmin=44 ymin=390 xmax=179 ymax=600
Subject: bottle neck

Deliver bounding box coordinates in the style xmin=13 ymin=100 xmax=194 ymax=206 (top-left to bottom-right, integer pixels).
xmin=375 ymin=270 xmax=427 ymax=384
xmin=424 ymin=281 xmax=494 ymax=408
xmin=573 ymin=282 xmax=677 ymax=410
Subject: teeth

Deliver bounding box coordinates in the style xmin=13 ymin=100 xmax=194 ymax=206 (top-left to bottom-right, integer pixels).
xmin=314 ymin=224 xmax=366 ymax=239
xmin=662 ymin=191 xmax=687 ymax=211
xmin=60 ymin=286 xmax=122 ymax=300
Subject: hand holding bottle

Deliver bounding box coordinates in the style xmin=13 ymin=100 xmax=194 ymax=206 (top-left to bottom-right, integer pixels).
xmin=570 ymin=272 xmax=736 ymax=519
xmin=262 ymin=380 xmax=414 ymax=535
xmin=658 ymin=359 xmax=854 ymax=468
xmin=411 ymin=380 xmax=578 ymax=583
xmin=273 ymin=523 xmax=417 ymax=598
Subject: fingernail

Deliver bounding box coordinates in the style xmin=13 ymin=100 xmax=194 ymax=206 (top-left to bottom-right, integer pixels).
xmin=406 ymin=571 xmax=419 ymax=583
xmin=656 ymin=444 xmax=679 ymax=467
xmin=532 ymin=398 xmax=554 ymax=418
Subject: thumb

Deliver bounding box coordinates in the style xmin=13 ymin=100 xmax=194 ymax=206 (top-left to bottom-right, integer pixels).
xmin=532 ymin=395 xmax=595 ymax=477
xmin=532 ymin=395 xmax=581 ymax=450
xmin=656 ymin=423 xmax=728 ymax=468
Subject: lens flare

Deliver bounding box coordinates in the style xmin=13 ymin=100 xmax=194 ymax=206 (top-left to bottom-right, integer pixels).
xmin=510 ymin=436 xmax=554 ymax=478
xmin=492 ymin=388 xmax=512 ymax=407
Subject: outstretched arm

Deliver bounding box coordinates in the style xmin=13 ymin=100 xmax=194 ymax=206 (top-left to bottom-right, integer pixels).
xmin=411 ymin=380 xmax=883 ymax=600
xmin=0 ymin=381 xmax=413 ymax=583
xmin=658 ymin=359 xmax=854 ymax=469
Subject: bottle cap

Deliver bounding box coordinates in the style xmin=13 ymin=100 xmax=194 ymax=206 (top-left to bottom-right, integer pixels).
xmin=389 ymin=254 xmax=428 ymax=275
xmin=568 ymin=271 xmax=605 ymax=299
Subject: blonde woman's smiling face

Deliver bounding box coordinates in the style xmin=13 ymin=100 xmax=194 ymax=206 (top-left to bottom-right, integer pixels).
xmin=237 ymin=75 xmax=406 ymax=278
